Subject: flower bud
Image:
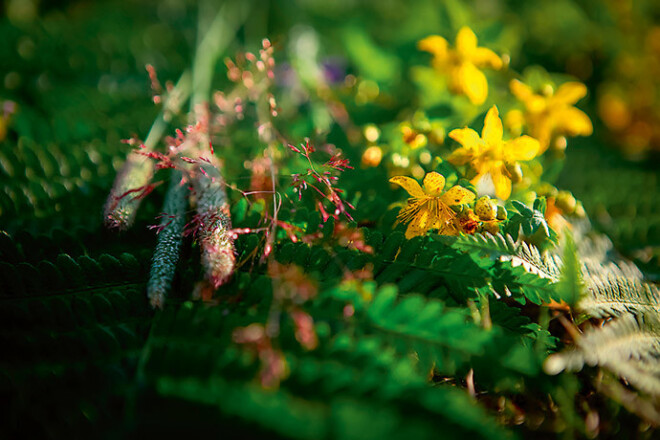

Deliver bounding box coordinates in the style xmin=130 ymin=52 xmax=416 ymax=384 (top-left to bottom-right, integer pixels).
xmin=475 ymin=196 xmax=497 ymax=221
xmin=555 ymin=191 xmax=577 ymax=213
xmin=496 ymin=205 xmax=508 ymax=221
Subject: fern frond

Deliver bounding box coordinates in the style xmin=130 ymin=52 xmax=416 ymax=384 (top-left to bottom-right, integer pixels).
xmin=451 ymin=233 xmax=562 ymax=282
xmin=545 ymin=313 xmax=660 ymax=396
xmin=578 ymin=273 xmax=660 ymax=318
xmin=505 ymin=241 xmax=562 ymax=282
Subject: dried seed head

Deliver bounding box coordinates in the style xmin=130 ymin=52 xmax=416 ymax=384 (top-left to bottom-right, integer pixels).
xmin=147 ymin=172 xmax=188 ymax=308
xmin=191 ymin=159 xmax=236 ymax=290
xmin=104 ymin=151 xmax=155 ymax=230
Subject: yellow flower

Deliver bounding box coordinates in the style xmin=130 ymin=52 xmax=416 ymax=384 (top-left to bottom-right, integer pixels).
xmin=509 ymin=79 xmax=593 ymax=152
xmin=418 ymin=27 xmax=503 ymax=105
xmin=448 ymin=106 xmax=540 ymax=200
xmin=389 ymin=172 xmax=475 ymax=238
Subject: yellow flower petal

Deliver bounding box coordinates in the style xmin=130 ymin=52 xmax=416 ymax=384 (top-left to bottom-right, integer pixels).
xmin=505 ymin=109 xmax=525 ymax=136
xmin=533 ymin=118 xmax=554 ymax=152
xmin=527 ymin=96 xmax=547 ymax=113
xmin=510 ymin=80 xmax=547 ymax=112
xmin=510 ymin=79 xmax=533 ymax=101
xmin=491 ymin=168 xmax=512 ymax=200
xmin=469 ymin=171 xmax=485 ymax=186
xmin=556 ymin=107 xmax=593 ymax=136
xmin=405 ymin=208 xmax=431 ymax=238
xmin=417 ymin=35 xmax=449 ymax=59
xmin=472 ymin=47 xmax=502 ymax=70
xmin=553 ymin=82 xmax=587 ymax=105
xmin=423 ymin=172 xmax=446 ymax=196
xmin=448 ymin=127 xmax=481 ymax=148
xmin=459 ymin=62 xmax=488 ymax=105
xmin=482 ymin=106 xmax=503 ymax=145
xmin=440 ymin=185 xmax=476 ymax=206
xmin=435 ymin=206 xmax=460 ymax=236
xmin=389 ymin=176 xmax=425 ymax=198
xmin=456 ymin=26 xmax=477 ymax=56
xmin=505 ymin=135 xmax=540 ymax=162
xmin=447 ymin=146 xmax=474 ymax=166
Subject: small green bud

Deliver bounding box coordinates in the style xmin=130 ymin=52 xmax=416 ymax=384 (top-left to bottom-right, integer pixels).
xmin=555 ymin=191 xmax=577 ymax=213
xmin=496 ymin=205 xmax=508 ymax=221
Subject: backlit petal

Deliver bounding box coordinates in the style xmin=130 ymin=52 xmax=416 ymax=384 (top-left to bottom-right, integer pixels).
xmin=506 ymin=135 xmax=540 ymax=162
xmin=510 ymin=79 xmax=534 ymax=101
xmin=440 ymin=185 xmax=476 ymax=206
xmin=405 ymin=208 xmax=431 ymax=239
xmin=389 ymin=176 xmax=425 ymax=198
xmin=556 ymin=107 xmax=593 ymax=136
xmin=417 ymin=35 xmax=449 ymax=60
xmin=456 ymin=26 xmax=477 ymax=56
xmin=532 ymin=119 xmax=553 ymax=152
xmin=553 ymin=82 xmax=587 ymax=105
xmin=423 ymin=172 xmax=446 ymax=196
xmin=448 ymin=128 xmax=481 ymax=148
xmin=505 ymin=109 xmax=525 ymax=136
xmin=472 ymin=47 xmax=502 ymax=69
xmin=491 ymin=168 xmax=512 ymax=200
xmin=447 ymin=147 xmax=474 ymax=166
xmin=482 ymin=106 xmax=503 ymax=145
xmin=435 ymin=205 xmax=460 ymax=236
xmin=459 ymin=62 xmax=488 ymax=105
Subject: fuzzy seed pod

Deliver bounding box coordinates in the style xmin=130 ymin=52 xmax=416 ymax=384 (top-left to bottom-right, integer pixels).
xmin=192 ymin=159 xmax=236 ymax=289
xmin=147 ymin=172 xmax=188 ymax=309
xmin=103 ymin=151 xmax=155 ymax=230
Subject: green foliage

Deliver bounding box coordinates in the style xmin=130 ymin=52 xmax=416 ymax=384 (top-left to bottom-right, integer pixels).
xmin=2 ymin=0 xmax=660 ymax=439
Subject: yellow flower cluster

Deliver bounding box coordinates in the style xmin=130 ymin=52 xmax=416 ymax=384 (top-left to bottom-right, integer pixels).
xmin=448 ymin=106 xmax=540 ymax=200
xmin=387 ymin=27 xmax=596 ymax=239
xmin=507 ymin=80 xmax=592 ymax=152
xmin=418 ymin=27 xmax=502 ymax=105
